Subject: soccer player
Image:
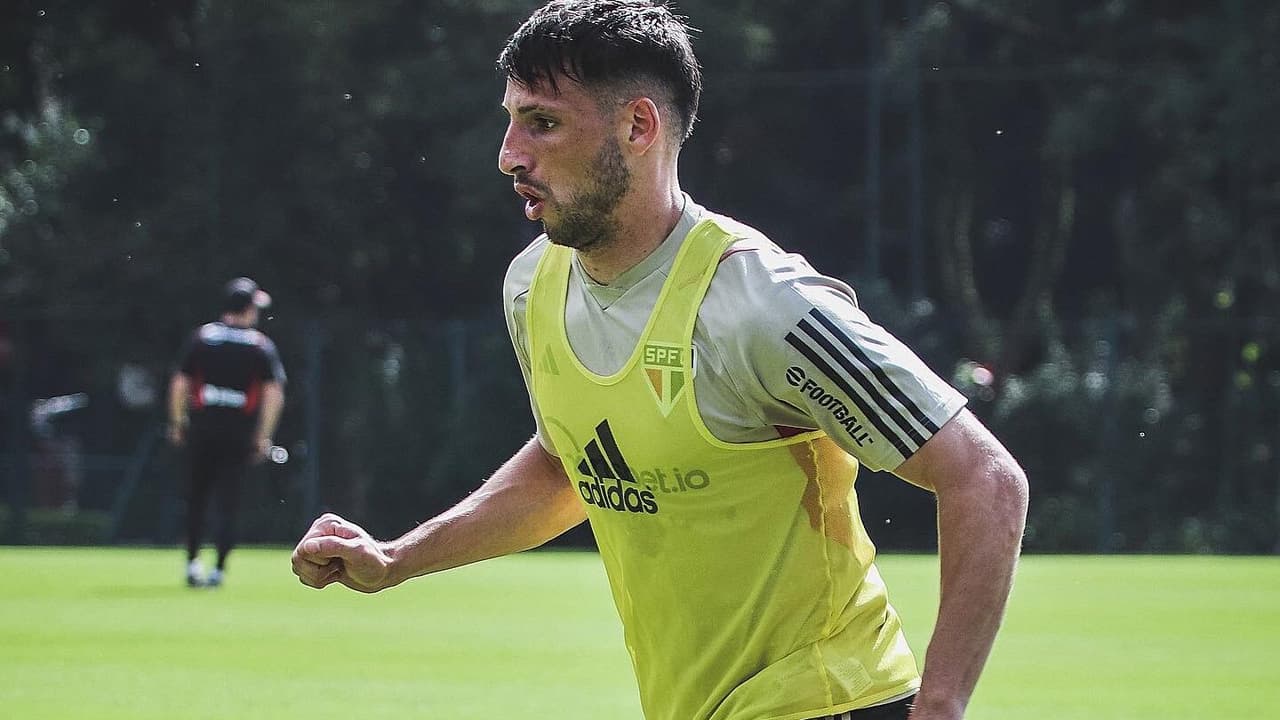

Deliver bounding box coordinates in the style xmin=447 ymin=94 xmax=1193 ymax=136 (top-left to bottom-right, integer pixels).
xmin=291 ymin=2 xmax=1028 ymax=718
xmin=170 ymin=277 xmax=286 ymax=587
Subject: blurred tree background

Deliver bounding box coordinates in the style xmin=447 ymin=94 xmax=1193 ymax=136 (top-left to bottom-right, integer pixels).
xmin=2 ymin=0 xmax=1277 ymax=553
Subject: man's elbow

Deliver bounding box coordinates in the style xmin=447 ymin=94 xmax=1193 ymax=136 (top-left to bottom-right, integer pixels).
xmin=990 ymin=454 xmax=1029 ymax=545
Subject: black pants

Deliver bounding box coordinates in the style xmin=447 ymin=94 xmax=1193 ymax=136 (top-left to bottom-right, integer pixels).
xmin=185 ymin=433 xmax=250 ymax=570
xmin=809 ymin=695 xmax=916 ymax=720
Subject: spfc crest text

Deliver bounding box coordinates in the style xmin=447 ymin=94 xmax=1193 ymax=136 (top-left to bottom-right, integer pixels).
xmin=642 ymin=342 xmax=692 ymax=417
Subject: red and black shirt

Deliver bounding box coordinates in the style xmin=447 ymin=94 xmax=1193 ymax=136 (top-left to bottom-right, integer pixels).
xmin=177 ymin=322 xmax=286 ymax=437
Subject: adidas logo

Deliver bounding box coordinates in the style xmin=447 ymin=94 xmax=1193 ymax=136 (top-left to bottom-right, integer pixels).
xmin=575 ymin=420 xmax=659 ymax=515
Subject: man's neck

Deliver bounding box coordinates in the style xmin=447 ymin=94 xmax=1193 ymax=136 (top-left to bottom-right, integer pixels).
xmin=220 ymin=314 xmax=253 ymax=329
xmin=576 ymin=183 xmax=684 ymax=285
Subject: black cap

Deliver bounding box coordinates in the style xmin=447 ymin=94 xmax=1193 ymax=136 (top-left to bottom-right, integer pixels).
xmin=223 ymin=277 xmax=272 ymax=313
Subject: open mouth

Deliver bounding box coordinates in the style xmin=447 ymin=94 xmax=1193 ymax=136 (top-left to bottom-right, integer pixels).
xmin=515 ymin=184 xmax=546 ymax=221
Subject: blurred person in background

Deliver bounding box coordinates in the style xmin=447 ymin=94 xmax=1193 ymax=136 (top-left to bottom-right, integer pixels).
xmin=292 ymin=2 xmax=1027 ymax=719
xmin=169 ymin=277 xmax=285 ymax=588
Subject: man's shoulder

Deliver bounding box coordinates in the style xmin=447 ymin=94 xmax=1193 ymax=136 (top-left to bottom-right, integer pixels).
xmin=197 ymin=322 xmax=272 ymax=350
xmin=695 ymin=210 xmax=771 ymax=247
xmin=694 ymin=210 xmax=820 ymax=284
xmin=702 ymin=221 xmax=857 ymax=329
xmin=503 ymin=233 xmax=552 ymax=306
xmin=195 ymin=322 xmax=227 ymax=345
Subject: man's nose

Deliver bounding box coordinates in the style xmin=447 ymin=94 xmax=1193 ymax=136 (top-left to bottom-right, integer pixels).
xmin=498 ymin=126 xmax=528 ymax=176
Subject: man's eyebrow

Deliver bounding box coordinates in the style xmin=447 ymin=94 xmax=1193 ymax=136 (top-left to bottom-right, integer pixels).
xmin=501 ymin=103 xmax=557 ymax=116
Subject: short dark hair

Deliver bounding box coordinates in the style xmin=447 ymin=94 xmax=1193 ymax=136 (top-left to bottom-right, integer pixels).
xmin=223 ymin=277 xmax=271 ymax=313
xmin=497 ymin=0 xmax=702 ymax=143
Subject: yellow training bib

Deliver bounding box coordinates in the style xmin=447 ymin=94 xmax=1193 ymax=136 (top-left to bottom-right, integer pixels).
xmin=527 ymin=217 xmax=920 ymax=720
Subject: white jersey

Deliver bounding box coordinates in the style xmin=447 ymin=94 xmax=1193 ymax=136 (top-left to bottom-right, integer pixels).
xmin=503 ymin=196 xmax=965 ymax=472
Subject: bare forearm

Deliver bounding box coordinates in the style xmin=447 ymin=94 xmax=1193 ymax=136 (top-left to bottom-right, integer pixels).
xmin=168 ymin=374 xmax=189 ymax=427
xmin=255 ymin=382 xmax=285 ymax=440
xmin=382 ymin=437 xmax=585 ymax=586
xmin=914 ymin=462 xmax=1028 ymax=717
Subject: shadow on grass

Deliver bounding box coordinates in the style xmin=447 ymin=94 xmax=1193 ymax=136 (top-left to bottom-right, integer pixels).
xmin=89 ymin=583 xmax=215 ymax=599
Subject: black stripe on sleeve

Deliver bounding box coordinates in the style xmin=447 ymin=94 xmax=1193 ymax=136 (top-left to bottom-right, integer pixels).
xmin=793 ymin=321 xmax=926 ymax=450
xmin=807 ymin=309 xmax=941 ymax=434
xmin=785 ymin=332 xmax=914 ymax=458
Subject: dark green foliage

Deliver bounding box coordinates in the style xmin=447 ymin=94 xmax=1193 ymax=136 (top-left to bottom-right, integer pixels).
xmin=0 ymin=504 xmax=112 ymax=544
xmin=2 ymin=1 xmax=1277 ymax=551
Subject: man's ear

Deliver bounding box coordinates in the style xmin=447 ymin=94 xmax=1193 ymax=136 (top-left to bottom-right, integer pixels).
xmin=624 ymin=97 xmax=662 ymax=155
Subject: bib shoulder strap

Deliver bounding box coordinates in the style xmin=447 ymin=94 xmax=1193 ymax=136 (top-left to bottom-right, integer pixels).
xmin=647 ymin=218 xmax=740 ymax=343
xmin=526 ymin=241 xmax=573 ymax=350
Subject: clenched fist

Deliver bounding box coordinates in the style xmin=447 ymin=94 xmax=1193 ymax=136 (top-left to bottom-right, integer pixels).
xmin=291 ymin=513 xmax=396 ymax=593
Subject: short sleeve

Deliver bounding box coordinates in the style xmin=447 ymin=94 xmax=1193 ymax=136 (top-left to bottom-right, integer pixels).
xmin=773 ymin=291 xmax=965 ymax=470
xmin=259 ymin=336 xmax=287 ymax=384
xmin=504 ymin=236 xmax=557 ymax=456
xmin=708 ymin=241 xmax=966 ymax=472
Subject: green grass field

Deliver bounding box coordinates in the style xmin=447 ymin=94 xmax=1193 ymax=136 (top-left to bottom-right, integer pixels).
xmin=1 ymin=548 xmax=1276 ymax=719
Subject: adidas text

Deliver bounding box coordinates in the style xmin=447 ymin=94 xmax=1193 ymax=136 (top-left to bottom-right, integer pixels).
xmin=579 ymin=477 xmax=658 ymax=514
